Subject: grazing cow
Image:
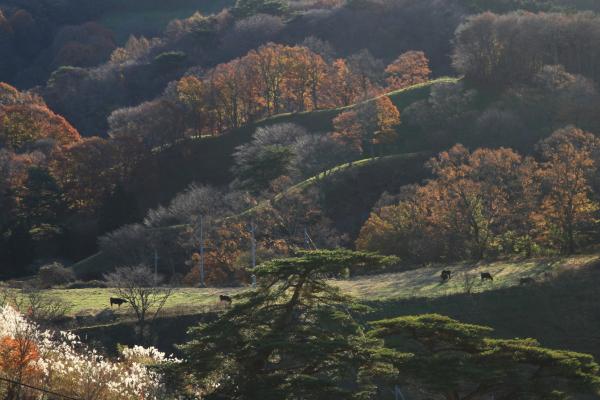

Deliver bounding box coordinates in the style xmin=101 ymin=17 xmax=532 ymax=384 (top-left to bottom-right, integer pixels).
xmin=520 ymin=277 xmax=536 ymax=286
xmin=110 ymin=297 xmax=127 ymax=308
xmin=219 ymin=295 xmax=232 ymax=305
xmin=481 ymin=272 xmax=493 ymax=282
xmin=440 ymin=270 xmax=452 ymax=283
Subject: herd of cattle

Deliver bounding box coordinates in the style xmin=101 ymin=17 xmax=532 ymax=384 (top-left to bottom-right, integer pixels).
xmin=107 ymin=272 xmax=545 ymax=309
xmin=440 ymin=270 xmax=543 ymax=286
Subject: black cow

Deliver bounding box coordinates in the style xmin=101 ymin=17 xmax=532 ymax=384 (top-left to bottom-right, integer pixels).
xmin=481 ymin=272 xmax=493 ymax=282
xmin=520 ymin=277 xmax=536 ymax=286
xmin=219 ymin=295 xmax=232 ymax=305
xmin=440 ymin=270 xmax=452 ymax=283
xmin=110 ymin=297 xmax=127 ymax=308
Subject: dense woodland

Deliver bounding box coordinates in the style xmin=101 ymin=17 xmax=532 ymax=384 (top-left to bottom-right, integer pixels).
xmin=3 ymin=0 xmax=600 ymax=398
xmin=5 ymin=0 xmax=600 ymax=279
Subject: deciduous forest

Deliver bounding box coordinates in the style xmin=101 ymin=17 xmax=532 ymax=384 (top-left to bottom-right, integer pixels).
xmin=2 ymin=0 xmax=600 ymax=399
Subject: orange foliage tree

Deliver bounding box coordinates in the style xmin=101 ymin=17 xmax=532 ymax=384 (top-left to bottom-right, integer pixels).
xmin=182 ymin=44 xmax=384 ymax=135
xmin=536 ymin=127 xmax=600 ymax=253
xmin=332 ymin=96 xmax=400 ymax=155
xmin=0 ymin=336 xmax=41 ymax=398
xmin=0 ymin=104 xmax=81 ymax=151
xmin=357 ymin=145 xmax=542 ymax=261
xmin=323 ymin=59 xmax=364 ymax=107
xmin=385 ymin=50 xmax=431 ymax=90
xmin=50 ymin=137 xmax=122 ymax=212
xmin=183 ymin=221 xmax=251 ymax=286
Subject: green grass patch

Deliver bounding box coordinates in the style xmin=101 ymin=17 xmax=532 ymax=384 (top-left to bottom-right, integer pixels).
xmin=29 ymin=287 xmax=240 ymax=317
xmin=56 ymin=253 xmax=599 ymax=317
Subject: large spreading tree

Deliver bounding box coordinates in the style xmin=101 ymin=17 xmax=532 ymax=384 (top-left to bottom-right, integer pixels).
xmin=370 ymin=314 xmax=600 ymax=400
xmin=175 ymin=250 xmax=400 ymax=399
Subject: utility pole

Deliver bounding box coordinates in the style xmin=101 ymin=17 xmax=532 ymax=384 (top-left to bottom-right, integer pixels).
xmin=250 ymin=219 xmax=256 ymax=269
xmin=393 ymin=385 xmax=406 ymax=400
xmin=304 ymin=226 xmax=317 ymax=250
xmin=250 ymin=219 xmax=257 ymax=288
xmin=153 ymin=248 xmax=158 ymax=286
xmin=199 ymin=215 xmax=205 ymax=287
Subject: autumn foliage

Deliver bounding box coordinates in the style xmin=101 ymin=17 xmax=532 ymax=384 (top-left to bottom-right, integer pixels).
xmin=385 ymin=50 xmax=431 ymax=90
xmin=0 ymin=336 xmax=40 ymax=381
xmin=332 ymin=96 xmax=401 ymax=154
xmin=357 ymin=127 xmax=600 ymax=261
xmin=173 ymin=43 xmax=383 ymax=136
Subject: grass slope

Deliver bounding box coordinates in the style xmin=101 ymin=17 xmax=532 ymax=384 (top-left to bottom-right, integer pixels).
xmin=239 ymin=152 xmax=428 ymax=217
xmin=365 ymin=254 xmax=600 ymax=360
xmin=73 ymin=152 xmax=430 ymax=279
xmin=70 ymin=253 xmax=600 ymax=359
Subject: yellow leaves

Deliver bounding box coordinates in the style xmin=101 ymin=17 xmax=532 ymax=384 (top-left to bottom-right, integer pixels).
xmin=177 ymin=76 xmax=205 ymax=108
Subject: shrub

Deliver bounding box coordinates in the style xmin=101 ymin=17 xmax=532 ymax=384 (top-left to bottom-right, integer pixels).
xmin=37 ymin=263 xmax=75 ymax=288
xmin=65 ymin=280 xmax=108 ymax=289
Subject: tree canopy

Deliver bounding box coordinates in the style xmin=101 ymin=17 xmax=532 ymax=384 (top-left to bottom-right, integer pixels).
xmin=370 ymin=314 xmax=600 ymax=400
xmin=175 ymin=250 xmax=400 ymax=399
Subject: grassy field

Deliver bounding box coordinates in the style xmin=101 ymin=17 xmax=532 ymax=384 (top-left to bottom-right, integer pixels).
xmin=337 ymin=254 xmax=600 ymax=299
xmin=41 ymin=287 xmax=240 ymax=318
xmin=44 ymin=253 xmax=599 ymax=317
xmin=62 ymin=253 xmax=600 ymax=361
xmin=366 ymin=255 xmax=600 ymax=360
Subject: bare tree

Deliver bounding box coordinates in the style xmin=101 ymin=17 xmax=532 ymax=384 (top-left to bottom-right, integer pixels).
xmin=0 ymin=286 xmax=71 ymax=326
xmin=104 ymin=265 xmax=173 ymax=340
xmin=460 ymin=272 xmax=477 ymax=295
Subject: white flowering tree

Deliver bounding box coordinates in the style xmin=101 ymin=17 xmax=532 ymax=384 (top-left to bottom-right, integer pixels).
xmin=0 ymin=305 xmax=179 ymax=400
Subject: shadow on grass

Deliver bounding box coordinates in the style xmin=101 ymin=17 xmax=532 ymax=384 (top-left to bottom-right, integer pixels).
xmin=364 ymin=259 xmax=600 ymax=359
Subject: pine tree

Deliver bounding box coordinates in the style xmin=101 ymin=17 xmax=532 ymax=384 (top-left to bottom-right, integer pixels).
xmin=370 ymin=314 xmax=600 ymax=400
xmin=176 ymin=249 xmax=399 ymax=399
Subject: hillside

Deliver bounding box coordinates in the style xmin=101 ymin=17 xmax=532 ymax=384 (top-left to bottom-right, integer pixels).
xmin=72 ymin=152 xmax=431 ymax=279
xmin=65 ymin=253 xmax=600 ymax=361
xmin=72 ymin=79 xmax=455 ymax=277
xmin=366 ymin=254 xmax=600 ymax=361
xmin=130 ymin=77 xmax=457 ymax=211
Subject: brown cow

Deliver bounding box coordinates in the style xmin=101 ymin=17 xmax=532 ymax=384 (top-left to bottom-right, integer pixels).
xmin=481 ymin=272 xmax=493 ymax=282
xmin=219 ymin=295 xmax=232 ymax=305
xmin=440 ymin=270 xmax=452 ymax=283
xmin=110 ymin=297 xmax=127 ymax=308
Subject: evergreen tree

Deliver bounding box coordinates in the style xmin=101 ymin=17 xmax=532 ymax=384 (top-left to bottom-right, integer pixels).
xmin=370 ymin=314 xmax=600 ymax=400
xmin=176 ymin=249 xmax=399 ymax=399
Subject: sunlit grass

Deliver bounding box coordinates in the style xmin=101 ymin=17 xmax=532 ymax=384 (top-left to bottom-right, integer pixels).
xmin=35 ymin=253 xmax=600 ymax=317
xmin=20 ymin=287 xmax=240 ymax=317
xmin=336 ymin=254 xmax=599 ymax=300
